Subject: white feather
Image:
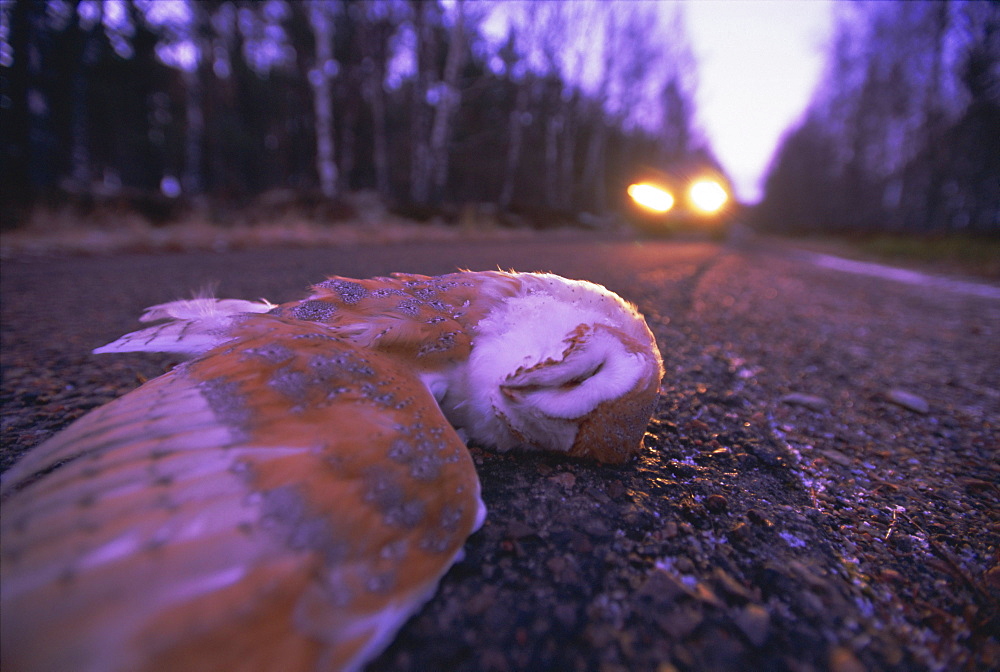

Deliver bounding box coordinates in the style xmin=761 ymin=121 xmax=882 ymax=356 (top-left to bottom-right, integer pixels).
xmin=93 ymin=298 xmax=274 ymax=356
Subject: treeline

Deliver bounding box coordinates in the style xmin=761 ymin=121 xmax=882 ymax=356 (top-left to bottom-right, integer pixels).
xmin=756 ymin=1 xmax=999 ymax=235
xmin=1 ymin=0 xmax=716 ymax=228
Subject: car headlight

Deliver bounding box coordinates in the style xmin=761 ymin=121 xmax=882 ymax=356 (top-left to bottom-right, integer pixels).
xmin=688 ymin=179 xmax=728 ymax=214
xmin=627 ymin=183 xmax=674 ymax=213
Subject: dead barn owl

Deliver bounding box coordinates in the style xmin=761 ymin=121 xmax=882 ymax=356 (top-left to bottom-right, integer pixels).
xmin=1 ymin=270 xmax=663 ymax=672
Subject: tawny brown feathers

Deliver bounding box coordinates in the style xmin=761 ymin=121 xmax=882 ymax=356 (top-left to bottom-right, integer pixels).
xmin=1 ymin=270 xmax=662 ymax=672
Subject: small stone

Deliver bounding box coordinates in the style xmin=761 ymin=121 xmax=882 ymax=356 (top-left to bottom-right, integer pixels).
xmin=549 ymin=472 xmax=576 ymax=489
xmin=691 ymin=581 xmax=724 ymax=608
xmin=654 ymin=605 xmax=703 ymax=638
xmin=504 ymin=521 xmax=535 ymax=539
xmin=638 ymin=567 xmax=688 ymax=602
xmin=818 ymin=448 xmax=854 ymax=467
xmin=746 ymin=509 xmax=771 ymax=527
xmin=829 ymin=646 xmax=866 ymax=672
xmin=712 ymin=568 xmax=756 ymax=602
xmin=730 ymin=522 xmax=751 ymax=543
xmin=734 ymin=604 xmax=770 ymax=647
xmin=705 ymin=494 xmax=729 ymax=513
xmin=780 ymin=392 xmax=830 ymax=411
xmin=879 ymin=569 xmax=904 ymax=584
xmin=960 ymin=477 xmax=994 ymax=494
xmin=886 ymin=389 xmax=929 ymax=414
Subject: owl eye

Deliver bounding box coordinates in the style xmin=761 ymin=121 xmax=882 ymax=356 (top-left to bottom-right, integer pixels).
xmin=501 ymin=361 xmax=605 ymax=403
xmin=559 ymin=362 xmax=604 ymax=390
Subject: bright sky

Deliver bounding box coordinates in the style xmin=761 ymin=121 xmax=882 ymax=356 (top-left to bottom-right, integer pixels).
xmin=684 ymin=1 xmax=834 ymax=203
xmin=482 ymin=1 xmax=834 ymax=205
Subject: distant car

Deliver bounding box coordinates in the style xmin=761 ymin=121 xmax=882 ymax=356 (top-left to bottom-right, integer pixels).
xmin=623 ymin=164 xmax=736 ymax=238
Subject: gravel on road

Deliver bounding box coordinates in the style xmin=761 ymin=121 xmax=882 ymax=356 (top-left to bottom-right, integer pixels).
xmin=2 ymin=235 xmax=998 ymax=671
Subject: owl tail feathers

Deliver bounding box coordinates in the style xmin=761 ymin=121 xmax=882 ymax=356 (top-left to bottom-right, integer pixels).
xmin=93 ymin=298 xmax=274 ymax=357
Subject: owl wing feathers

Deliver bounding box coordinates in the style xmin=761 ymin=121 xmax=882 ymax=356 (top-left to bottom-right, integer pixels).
xmin=4 ymin=269 xmax=664 ymax=670
xmin=1 ymin=315 xmax=485 ymax=672
xmin=92 ymin=297 xmax=274 ymax=357
xmin=91 ymin=272 xmax=520 ymax=364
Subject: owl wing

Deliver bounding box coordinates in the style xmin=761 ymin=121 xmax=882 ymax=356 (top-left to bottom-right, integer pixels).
xmin=93 ymin=298 xmax=275 ymax=356
xmin=90 ymin=272 xmax=516 ymax=362
xmin=1 ymin=315 xmax=485 ymax=672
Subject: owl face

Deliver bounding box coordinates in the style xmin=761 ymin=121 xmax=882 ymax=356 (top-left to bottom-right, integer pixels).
xmin=440 ymin=273 xmax=664 ymax=463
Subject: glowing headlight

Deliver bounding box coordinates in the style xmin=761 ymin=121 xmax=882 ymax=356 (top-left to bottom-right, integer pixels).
xmin=689 ymin=180 xmax=729 ymax=213
xmin=628 ymin=183 xmax=674 ymax=213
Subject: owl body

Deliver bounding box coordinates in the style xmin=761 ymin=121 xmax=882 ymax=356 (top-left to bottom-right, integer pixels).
xmin=2 ymin=270 xmax=662 ymax=672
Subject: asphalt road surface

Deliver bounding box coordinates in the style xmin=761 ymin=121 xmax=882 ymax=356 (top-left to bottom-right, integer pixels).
xmin=2 ymin=235 xmax=998 ymax=671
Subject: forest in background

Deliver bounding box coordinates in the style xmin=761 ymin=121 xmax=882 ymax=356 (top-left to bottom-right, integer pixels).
xmin=3 ymin=1 xmax=997 ymax=237
xmin=0 ymin=0 xmax=715 ymax=229
xmin=755 ymin=1 xmax=999 ymax=235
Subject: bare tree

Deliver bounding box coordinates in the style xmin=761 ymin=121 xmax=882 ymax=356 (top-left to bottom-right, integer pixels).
xmin=308 ymin=0 xmax=339 ymax=198
xmin=2 ymin=0 xmax=720 ymax=226
xmin=68 ymin=2 xmax=105 ymax=192
xmin=759 ymin=0 xmax=1000 ymax=234
xmin=408 ymin=0 xmax=433 ymax=204
xmin=181 ymin=0 xmax=208 ymax=196
xmin=579 ymin=4 xmax=620 ymax=212
xmin=358 ymin=1 xmax=399 ymax=198
xmin=655 ymin=5 xmax=699 ymax=163
xmin=428 ymin=0 xmax=466 ymax=201
xmin=510 ymin=1 xmax=590 ymax=210
xmin=498 ymin=25 xmax=530 ymax=210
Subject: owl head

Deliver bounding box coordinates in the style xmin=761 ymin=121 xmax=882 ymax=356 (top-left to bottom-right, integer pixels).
xmin=441 ymin=274 xmax=663 ymax=464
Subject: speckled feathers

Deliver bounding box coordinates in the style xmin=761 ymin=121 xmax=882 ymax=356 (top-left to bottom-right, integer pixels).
xmin=1 ymin=270 xmax=662 ymax=672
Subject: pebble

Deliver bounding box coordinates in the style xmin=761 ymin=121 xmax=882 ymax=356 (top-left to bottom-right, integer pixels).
xmin=705 ymin=494 xmax=728 ymax=513
xmin=549 ymin=472 xmax=576 ymax=489
xmin=780 ymin=392 xmax=830 ymax=411
xmin=829 ymin=646 xmax=866 ymax=672
xmin=746 ymin=509 xmax=772 ymax=527
xmin=885 ymin=389 xmax=930 ymax=414
xmin=638 ymin=567 xmax=688 ymax=603
xmin=819 ymin=448 xmax=854 ymax=467
xmin=734 ymin=604 xmax=771 ymax=647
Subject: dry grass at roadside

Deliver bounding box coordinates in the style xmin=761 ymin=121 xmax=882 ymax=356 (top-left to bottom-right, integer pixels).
xmin=5 ymin=203 xmax=996 ymax=285
xmin=0 ymin=207 xmax=611 ymax=258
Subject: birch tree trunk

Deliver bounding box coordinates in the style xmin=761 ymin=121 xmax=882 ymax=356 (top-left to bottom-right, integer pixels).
xmin=309 ymin=1 xmax=338 ymax=199
xmin=580 ymin=9 xmax=618 ymax=213
xmin=362 ymin=52 xmax=390 ymax=196
xmin=340 ymin=102 xmax=357 ymax=193
xmin=527 ymin=2 xmax=573 ymax=209
xmin=182 ymin=0 xmax=207 ymax=196
xmin=70 ymin=3 xmax=102 ymax=192
xmin=355 ymin=0 xmax=393 ymax=198
xmin=410 ymin=1 xmax=432 ymax=204
xmin=427 ymin=0 xmax=466 ymax=203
